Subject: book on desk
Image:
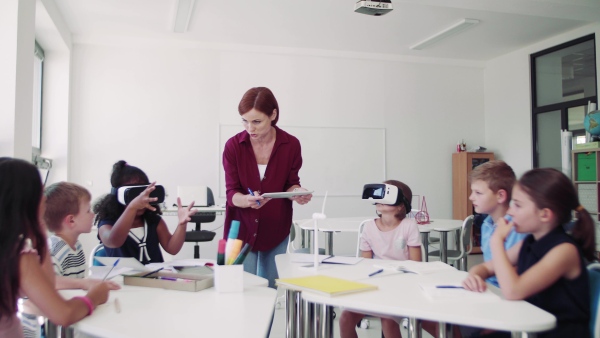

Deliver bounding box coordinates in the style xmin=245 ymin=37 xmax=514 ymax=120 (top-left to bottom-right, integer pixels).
xmin=276 ymin=275 xmax=377 ymax=297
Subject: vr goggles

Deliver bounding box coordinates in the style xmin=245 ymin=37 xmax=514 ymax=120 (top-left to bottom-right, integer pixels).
xmin=112 ymin=185 xmax=166 ymax=205
xmin=362 ymin=183 xmax=411 ymax=211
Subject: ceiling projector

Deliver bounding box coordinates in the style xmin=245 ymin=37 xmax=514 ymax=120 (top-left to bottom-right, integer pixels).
xmin=355 ymin=0 xmax=393 ymax=16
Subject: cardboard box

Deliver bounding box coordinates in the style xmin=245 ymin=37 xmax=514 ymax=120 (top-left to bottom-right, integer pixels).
xmin=124 ymin=271 xmax=214 ymax=292
xmin=577 ymin=152 xmax=597 ymax=181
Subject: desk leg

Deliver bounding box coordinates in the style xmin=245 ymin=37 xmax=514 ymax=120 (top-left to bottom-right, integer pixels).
xmin=325 ymin=232 xmax=333 ymax=256
xmin=45 ymin=319 xmax=59 ymax=338
xmin=438 ymin=322 xmax=454 ymax=338
xmin=440 ymin=232 xmax=448 ymax=264
xmin=286 ymin=289 xmax=303 ymax=338
xmin=511 ymin=332 xmax=537 ymax=338
xmin=63 ymin=326 xmax=75 ymax=338
xmin=408 ymin=318 xmax=422 ymax=338
xmin=420 ymin=233 xmax=429 ymax=262
xmin=320 ymin=304 xmax=334 ymax=338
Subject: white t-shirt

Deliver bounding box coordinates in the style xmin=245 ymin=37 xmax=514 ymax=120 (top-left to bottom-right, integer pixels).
xmin=359 ymin=218 xmax=421 ymax=260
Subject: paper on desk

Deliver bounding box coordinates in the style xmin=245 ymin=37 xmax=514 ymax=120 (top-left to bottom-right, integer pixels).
xmin=419 ymin=282 xmax=500 ymax=301
xmin=290 ymin=253 xmax=363 ymax=265
xmin=88 ymin=266 xmax=134 ymax=280
xmin=374 ymin=260 xmax=455 ymax=275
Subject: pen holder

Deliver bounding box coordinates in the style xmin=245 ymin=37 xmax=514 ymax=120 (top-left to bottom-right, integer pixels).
xmin=214 ymin=265 xmax=244 ymax=293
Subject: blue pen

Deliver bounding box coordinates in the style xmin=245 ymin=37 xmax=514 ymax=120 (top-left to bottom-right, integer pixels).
xmin=247 ymin=188 xmax=260 ymax=206
xmin=103 ymin=258 xmax=120 ymax=281
xmin=368 ymin=269 xmax=384 ymax=277
xmin=435 ymin=285 xmax=465 ymax=289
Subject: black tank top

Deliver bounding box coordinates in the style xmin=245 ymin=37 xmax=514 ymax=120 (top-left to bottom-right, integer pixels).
xmin=517 ymin=226 xmax=590 ymax=338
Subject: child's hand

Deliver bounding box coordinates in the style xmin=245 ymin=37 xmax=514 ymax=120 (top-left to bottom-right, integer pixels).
xmin=85 ymin=282 xmax=111 ymax=307
xmin=462 ymin=274 xmax=487 ymax=292
xmin=492 ymin=216 xmax=513 ymax=245
xmin=83 ymin=279 xmax=121 ymax=290
xmin=128 ymin=182 xmax=158 ymax=212
xmin=177 ymin=197 xmax=197 ymax=226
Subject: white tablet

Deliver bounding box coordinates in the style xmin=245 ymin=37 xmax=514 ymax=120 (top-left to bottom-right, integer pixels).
xmin=261 ymin=191 xmax=314 ymax=198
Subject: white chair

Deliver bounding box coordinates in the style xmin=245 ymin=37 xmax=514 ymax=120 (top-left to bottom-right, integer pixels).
xmin=589 ymin=262 xmax=600 ymax=338
xmin=88 ymin=244 xmax=105 ymax=267
xmin=427 ymin=215 xmax=474 ymax=271
xmin=288 ymin=220 xmax=325 ymax=254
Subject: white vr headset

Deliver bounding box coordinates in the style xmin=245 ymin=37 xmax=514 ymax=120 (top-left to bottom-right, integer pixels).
xmin=362 ymin=183 xmax=411 ymax=211
xmin=112 ymin=185 xmax=166 ymax=205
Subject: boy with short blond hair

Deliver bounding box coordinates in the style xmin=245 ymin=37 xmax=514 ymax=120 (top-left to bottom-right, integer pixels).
xmin=22 ymin=182 xmax=119 ymax=338
xmin=469 ymin=160 xmax=527 ymax=287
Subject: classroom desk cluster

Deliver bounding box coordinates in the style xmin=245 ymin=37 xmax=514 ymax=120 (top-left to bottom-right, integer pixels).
xmin=275 ymin=254 xmax=556 ymax=338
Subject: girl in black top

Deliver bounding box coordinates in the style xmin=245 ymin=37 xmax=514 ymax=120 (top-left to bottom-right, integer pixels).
xmin=463 ymin=168 xmax=595 ymax=338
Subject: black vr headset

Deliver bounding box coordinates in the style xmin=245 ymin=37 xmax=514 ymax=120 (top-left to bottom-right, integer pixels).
xmin=111 ymin=185 xmax=166 ymax=205
xmin=362 ymin=183 xmax=411 ymax=212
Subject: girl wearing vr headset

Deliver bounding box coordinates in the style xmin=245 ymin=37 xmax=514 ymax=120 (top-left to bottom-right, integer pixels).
xmin=340 ymin=180 xmax=422 ymax=338
xmin=94 ymin=160 xmax=197 ymax=264
xmin=0 ymin=157 xmax=111 ymax=337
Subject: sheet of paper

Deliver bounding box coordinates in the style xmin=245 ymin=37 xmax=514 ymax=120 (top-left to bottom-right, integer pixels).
xmin=419 ymin=282 xmax=500 ymax=301
xmin=322 ymin=256 xmax=363 ymax=265
xmin=373 ymin=260 xmax=455 ymax=274
xmin=94 ymin=257 xmax=148 ymax=271
xmin=88 ymin=266 xmax=134 ymax=280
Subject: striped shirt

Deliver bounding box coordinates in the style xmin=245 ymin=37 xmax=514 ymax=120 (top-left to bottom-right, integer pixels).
xmin=49 ymin=236 xmax=86 ymax=278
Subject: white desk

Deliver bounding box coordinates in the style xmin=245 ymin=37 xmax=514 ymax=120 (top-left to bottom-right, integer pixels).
xmin=275 ymin=254 xmax=555 ymax=338
xmin=296 ymin=217 xmax=462 ymax=263
xmin=60 ymin=271 xmax=274 ymax=338
xmin=161 ymin=205 xmax=226 ymax=216
xmin=418 ymin=219 xmax=463 ymax=263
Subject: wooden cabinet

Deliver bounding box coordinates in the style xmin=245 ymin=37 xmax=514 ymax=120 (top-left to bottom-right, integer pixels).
xmin=452 ymin=152 xmax=495 ymax=254
xmin=571 ymin=148 xmax=600 ymax=256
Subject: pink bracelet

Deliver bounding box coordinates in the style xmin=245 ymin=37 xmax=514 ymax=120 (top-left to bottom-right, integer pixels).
xmin=73 ymin=296 xmax=94 ymax=316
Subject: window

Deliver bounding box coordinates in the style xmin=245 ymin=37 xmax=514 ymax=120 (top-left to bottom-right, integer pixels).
xmin=531 ymin=34 xmax=597 ymax=168
xmin=32 ymin=41 xmax=44 ymax=155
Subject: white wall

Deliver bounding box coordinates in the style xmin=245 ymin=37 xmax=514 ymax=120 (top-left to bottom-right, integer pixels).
xmin=484 ymin=22 xmax=600 ymax=177
xmin=66 ymin=44 xmax=484 ymax=258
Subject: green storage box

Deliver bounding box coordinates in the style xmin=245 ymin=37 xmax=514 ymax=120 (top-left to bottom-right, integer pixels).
xmin=577 ymin=152 xmax=597 ymax=181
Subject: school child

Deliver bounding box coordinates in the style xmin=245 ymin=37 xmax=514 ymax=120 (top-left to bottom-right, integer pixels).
xmin=93 ymin=160 xmax=196 ymax=263
xmin=0 ymin=157 xmax=110 ymax=338
xmin=469 ymin=160 xmax=527 ymax=287
xmin=463 ymin=168 xmax=595 ymax=338
xmin=21 ymin=182 xmax=121 ymax=338
xmin=339 ymin=180 xmax=422 ymax=338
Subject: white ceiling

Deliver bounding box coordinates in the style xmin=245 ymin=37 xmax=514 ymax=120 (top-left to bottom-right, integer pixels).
xmin=50 ymin=0 xmax=600 ymax=61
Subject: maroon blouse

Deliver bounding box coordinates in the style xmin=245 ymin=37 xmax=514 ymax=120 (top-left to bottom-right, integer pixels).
xmin=222 ymin=126 xmax=302 ymax=251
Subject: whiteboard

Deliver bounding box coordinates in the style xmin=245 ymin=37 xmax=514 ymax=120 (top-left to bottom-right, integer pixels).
xmin=219 ymin=125 xmax=386 ymax=197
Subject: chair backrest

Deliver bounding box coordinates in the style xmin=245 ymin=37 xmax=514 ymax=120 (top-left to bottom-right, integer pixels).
xmin=187 ymin=187 xmax=216 ymax=224
xmin=89 ymin=244 xmax=106 ymax=267
xmin=589 ymin=262 xmax=600 ymax=338
xmin=356 ymin=219 xmax=372 ymax=257
xmin=458 ymin=215 xmax=475 ymax=258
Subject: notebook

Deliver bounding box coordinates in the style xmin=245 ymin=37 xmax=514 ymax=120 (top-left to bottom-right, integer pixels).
xmin=276 ymin=275 xmax=378 ymax=297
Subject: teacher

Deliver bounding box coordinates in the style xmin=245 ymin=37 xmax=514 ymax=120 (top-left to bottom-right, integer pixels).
xmin=223 ymin=87 xmax=312 ymax=288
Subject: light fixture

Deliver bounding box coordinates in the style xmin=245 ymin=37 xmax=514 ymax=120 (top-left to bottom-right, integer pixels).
xmin=410 ymin=18 xmax=480 ymax=50
xmin=172 ymin=0 xmax=196 ymax=33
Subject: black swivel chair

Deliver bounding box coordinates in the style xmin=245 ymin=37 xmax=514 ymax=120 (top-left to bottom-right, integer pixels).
xmin=183 ymin=187 xmax=217 ymax=259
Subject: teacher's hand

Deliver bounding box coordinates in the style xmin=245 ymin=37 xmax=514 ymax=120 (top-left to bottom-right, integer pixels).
xmin=246 ymin=193 xmax=270 ymax=209
xmin=290 ymin=187 xmax=312 ymax=205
